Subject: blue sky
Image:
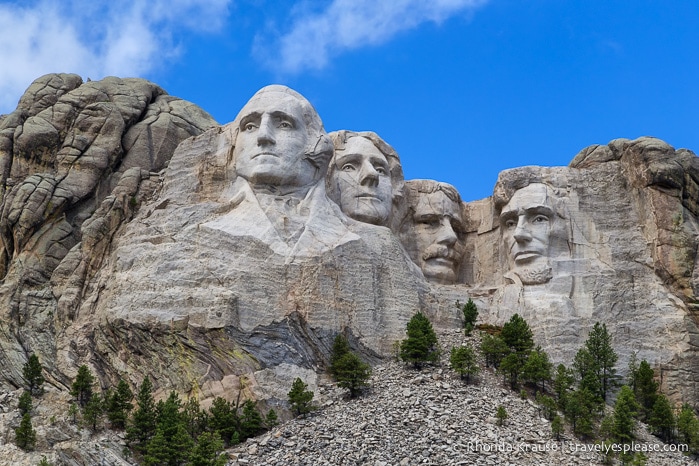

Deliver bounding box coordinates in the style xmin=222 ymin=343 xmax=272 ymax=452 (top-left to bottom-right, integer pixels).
xmin=0 ymin=0 xmax=697 ymax=202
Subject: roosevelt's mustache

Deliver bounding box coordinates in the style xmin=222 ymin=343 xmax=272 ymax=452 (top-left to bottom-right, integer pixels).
xmin=422 ymin=245 xmax=460 ymax=262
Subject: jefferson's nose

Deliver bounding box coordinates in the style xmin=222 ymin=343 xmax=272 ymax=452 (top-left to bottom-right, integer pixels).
xmin=359 ymin=161 xmax=379 ymax=187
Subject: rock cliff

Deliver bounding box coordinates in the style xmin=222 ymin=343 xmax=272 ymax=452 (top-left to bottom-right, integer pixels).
xmin=0 ymin=76 xmax=698 ymax=464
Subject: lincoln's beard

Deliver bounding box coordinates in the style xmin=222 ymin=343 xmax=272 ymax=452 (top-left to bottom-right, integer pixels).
xmin=512 ymin=260 xmax=552 ymax=285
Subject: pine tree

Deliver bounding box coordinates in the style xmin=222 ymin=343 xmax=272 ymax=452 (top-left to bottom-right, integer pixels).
xmin=480 ymin=333 xmax=508 ymax=369
xmin=288 ymin=378 xmax=314 ymax=416
xmin=648 ymin=393 xmax=675 ymax=443
xmin=18 ymin=390 xmax=32 ymax=415
xmin=265 ymin=409 xmax=279 ymax=429
xmin=500 ymin=314 xmax=534 ymax=356
xmin=496 ymin=405 xmax=507 ymax=426
xmin=584 ymin=322 xmax=618 ymax=402
xmin=399 ymin=312 xmax=439 ymax=369
xmin=208 ymin=396 xmax=239 ymax=446
xmin=551 ymin=415 xmax=564 ymax=441
xmin=83 ymin=392 xmax=104 ymax=431
xmin=329 ymin=334 xmax=351 ymax=377
xmin=572 ymin=348 xmax=603 ymax=409
xmin=240 ymin=399 xmax=265 ymax=439
xmin=70 ymin=365 xmax=95 ymax=408
xmin=14 ymin=413 xmax=36 ymax=451
xmin=183 ymin=397 xmax=209 ymax=438
xmin=143 ymin=428 xmax=169 ymax=466
xmin=499 ymin=352 xmax=524 ymax=390
xmin=633 ymin=360 xmax=658 ymax=421
xmin=22 ymin=354 xmax=45 ymax=395
xmin=676 ymin=404 xmax=699 ymax=454
xmin=127 ymin=376 xmax=157 ymax=451
xmin=458 ymin=299 xmax=479 ymax=335
xmin=565 ymin=387 xmax=597 ymax=439
xmin=449 ymin=345 xmax=479 ymax=383
xmin=105 ymin=379 xmax=134 ymax=430
xmin=187 ymin=431 xmax=228 ymax=466
xmin=522 ymin=346 xmax=552 ymax=393
xmin=535 ymin=393 xmax=558 ymax=421
xmin=333 ymin=352 xmax=372 ymax=398
xmin=553 ymin=364 xmax=574 ymax=410
xmin=612 ymin=385 xmax=639 ymax=445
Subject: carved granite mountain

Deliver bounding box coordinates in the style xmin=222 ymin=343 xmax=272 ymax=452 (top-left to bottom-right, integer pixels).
xmin=0 ymin=77 xmax=698 ymax=466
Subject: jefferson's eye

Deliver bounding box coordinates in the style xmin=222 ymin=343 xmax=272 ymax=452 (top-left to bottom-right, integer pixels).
xmin=341 ymin=163 xmax=356 ymax=172
xmin=375 ymin=166 xmax=387 ymax=175
xmin=533 ymin=215 xmax=549 ymax=224
xmin=505 ymin=219 xmax=517 ymax=228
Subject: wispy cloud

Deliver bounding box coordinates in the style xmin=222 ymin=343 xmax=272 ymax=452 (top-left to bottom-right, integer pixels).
xmin=255 ymin=0 xmax=489 ymax=73
xmin=0 ymin=0 xmax=231 ymax=114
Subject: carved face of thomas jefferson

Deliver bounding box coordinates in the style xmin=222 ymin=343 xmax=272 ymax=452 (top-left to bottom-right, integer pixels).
xmin=331 ymin=136 xmax=393 ymax=225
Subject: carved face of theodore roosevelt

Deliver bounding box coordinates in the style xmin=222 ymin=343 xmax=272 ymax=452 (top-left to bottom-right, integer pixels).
xmin=400 ymin=180 xmax=466 ymax=284
xmin=499 ymin=183 xmax=568 ymax=285
xmin=232 ymin=85 xmax=332 ymax=190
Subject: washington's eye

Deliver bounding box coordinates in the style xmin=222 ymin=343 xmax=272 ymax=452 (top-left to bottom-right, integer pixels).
xmin=533 ymin=215 xmax=549 ymax=224
xmin=279 ymin=120 xmax=293 ymax=129
xmin=505 ymin=219 xmax=516 ymax=228
xmin=341 ymin=163 xmax=356 ymax=171
xmin=244 ymin=122 xmax=257 ymax=132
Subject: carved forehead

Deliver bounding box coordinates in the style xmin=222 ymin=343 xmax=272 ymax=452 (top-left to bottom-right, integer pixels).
xmin=237 ymin=91 xmax=307 ymax=122
xmin=501 ymin=183 xmax=555 ymax=214
xmin=413 ymin=190 xmax=463 ymax=221
xmin=336 ymin=137 xmax=387 ymax=162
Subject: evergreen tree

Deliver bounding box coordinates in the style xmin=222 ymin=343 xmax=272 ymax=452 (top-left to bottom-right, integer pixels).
xmin=208 ymin=396 xmax=239 ymax=446
xmin=612 ymin=385 xmax=639 ymax=445
xmin=648 ymin=393 xmax=675 ymax=443
xmin=67 ymin=403 xmax=79 ymax=424
xmin=70 ymin=365 xmax=95 ymax=408
xmin=288 ymin=377 xmax=314 ymax=416
xmin=499 ymin=352 xmax=524 ymax=390
xmin=535 ymin=393 xmax=558 ymax=421
xmin=143 ymin=428 xmax=170 ymax=466
xmin=127 ymin=376 xmax=157 ymax=451
xmin=182 ymin=397 xmax=209 ymax=439
xmin=584 ymin=322 xmax=618 ymax=402
xmin=18 ymin=390 xmax=32 ymax=415
xmin=38 ymin=456 xmax=52 ymax=466
xmin=399 ymin=312 xmax=439 ymax=369
xmin=553 ymin=364 xmax=574 ymax=410
xmin=551 ymin=415 xmax=564 ymax=441
xmin=458 ymin=299 xmax=479 ymax=335
xmin=329 ymin=334 xmax=351 ymax=377
xmin=333 ymin=352 xmax=372 ymax=398
xmin=572 ymin=348 xmax=603 ymax=409
xmin=22 ymin=354 xmax=45 ymax=395
xmin=105 ymin=379 xmax=134 ymax=430
xmin=633 ymin=360 xmax=658 ymax=421
xmin=187 ymin=431 xmax=228 ymax=466
xmin=265 ymin=409 xmax=279 ymax=429
xmin=565 ymin=387 xmax=597 ymax=439
xmin=449 ymin=345 xmax=479 ymax=383
xmin=500 ymin=314 xmax=534 ymax=356
xmin=83 ymin=392 xmax=104 ymax=431
xmin=522 ymin=346 xmax=552 ymax=393
xmin=496 ymin=405 xmax=507 ymax=426
xmin=676 ymin=404 xmax=699 ymax=455
xmin=14 ymin=413 xmax=36 ymax=451
xmin=480 ymin=333 xmax=508 ymax=369
xmin=240 ymin=399 xmax=265 ymax=439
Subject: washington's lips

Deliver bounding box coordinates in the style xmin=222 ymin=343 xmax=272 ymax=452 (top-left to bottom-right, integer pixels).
xmin=251 ymin=152 xmax=278 ymax=159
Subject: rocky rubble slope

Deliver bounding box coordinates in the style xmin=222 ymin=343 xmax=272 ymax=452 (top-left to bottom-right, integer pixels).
xmin=230 ymin=329 xmax=697 ymax=466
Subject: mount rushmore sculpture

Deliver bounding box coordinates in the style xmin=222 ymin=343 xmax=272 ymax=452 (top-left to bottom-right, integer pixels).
xmin=0 ymin=75 xmax=697 ymax=412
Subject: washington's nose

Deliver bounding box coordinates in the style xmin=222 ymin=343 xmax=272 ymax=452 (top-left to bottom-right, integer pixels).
xmin=257 ymin=116 xmax=276 ymax=145
xmin=437 ymin=218 xmax=458 ymax=246
xmin=359 ymin=161 xmax=379 ymax=187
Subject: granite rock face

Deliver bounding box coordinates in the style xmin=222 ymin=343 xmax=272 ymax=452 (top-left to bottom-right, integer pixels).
xmin=0 ymin=78 xmax=698 ymax=465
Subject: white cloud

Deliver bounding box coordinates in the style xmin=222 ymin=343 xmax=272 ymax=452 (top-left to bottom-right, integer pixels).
xmin=0 ymin=0 xmax=231 ymax=114
xmin=255 ymin=0 xmax=489 ymax=73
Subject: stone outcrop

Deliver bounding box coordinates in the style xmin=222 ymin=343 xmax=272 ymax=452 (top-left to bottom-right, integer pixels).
xmin=0 ymin=77 xmax=698 ymax=465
